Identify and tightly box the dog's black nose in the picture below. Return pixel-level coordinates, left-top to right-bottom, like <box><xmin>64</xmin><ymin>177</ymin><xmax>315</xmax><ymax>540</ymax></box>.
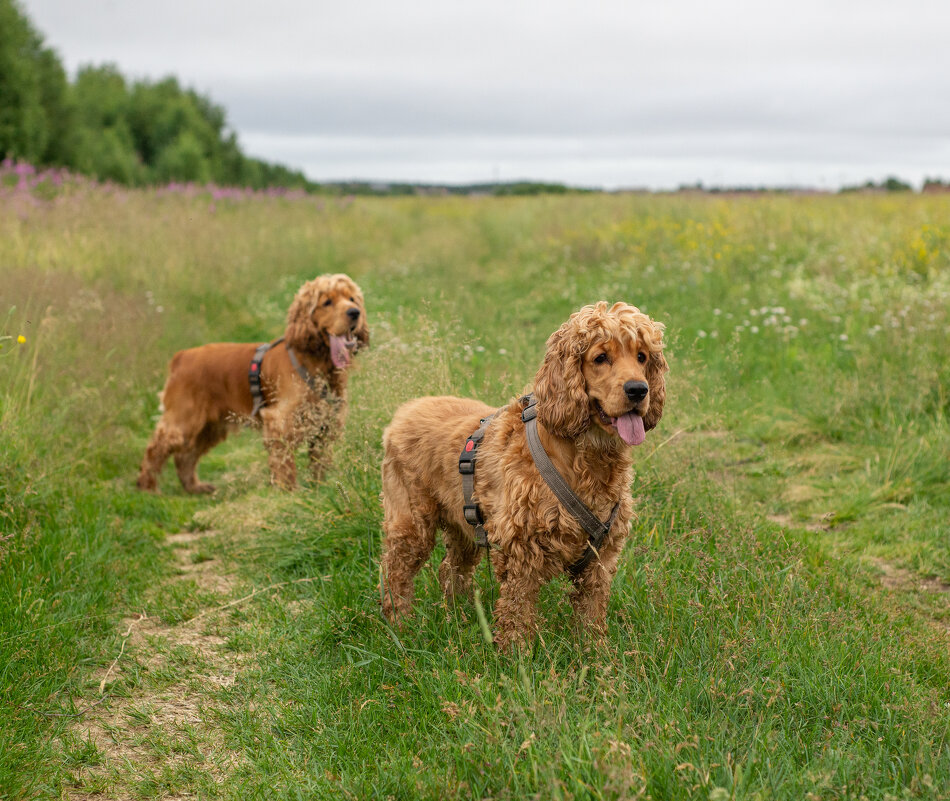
<box><xmin>346</xmin><ymin>307</ymin><xmax>361</xmax><ymax>321</ymax></box>
<box><xmin>624</xmin><ymin>380</ymin><xmax>649</xmax><ymax>403</ymax></box>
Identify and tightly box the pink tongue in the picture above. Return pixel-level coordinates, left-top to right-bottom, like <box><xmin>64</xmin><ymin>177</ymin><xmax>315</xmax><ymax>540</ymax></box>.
<box><xmin>329</xmin><ymin>335</ymin><xmax>352</xmax><ymax>369</ymax></box>
<box><xmin>614</xmin><ymin>412</ymin><xmax>646</xmax><ymax>446</ymax></box>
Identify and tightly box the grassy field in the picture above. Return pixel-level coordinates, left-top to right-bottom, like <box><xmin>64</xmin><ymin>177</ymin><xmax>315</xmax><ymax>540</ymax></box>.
<box><xmin>1</xmin><ymin>183</ymin><xmax>949</xmax><ymax>799</ymax></box>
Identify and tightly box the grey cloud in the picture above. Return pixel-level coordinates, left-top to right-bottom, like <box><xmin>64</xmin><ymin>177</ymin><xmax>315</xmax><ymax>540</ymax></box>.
<box><xmin>21</xmin><ymin>0</ymin><xmax>950</xmax><ymax>187</ymax></box>
<box><xmin>215</xmin><ymin>71</ymin><xmax>950</xmax><ymax>140</ymax></box>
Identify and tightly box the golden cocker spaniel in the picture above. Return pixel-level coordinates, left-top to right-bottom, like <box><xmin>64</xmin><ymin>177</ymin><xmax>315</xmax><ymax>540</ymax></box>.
<box><xmin>137</xmin><ymin>273</ymin><xmax>368</xmax><ymax>493</ymax></box>
<box><xmin>380</xmin><ymin>301</ymin><xmax>668</xmax><ymax>651</ymax></box>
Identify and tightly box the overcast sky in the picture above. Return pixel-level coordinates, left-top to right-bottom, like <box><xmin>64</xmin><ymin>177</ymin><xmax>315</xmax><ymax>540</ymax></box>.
<box><xmin>22</xmin><ymin>0</ymin><xmax>950</xmax><ymax>189</ymax></box>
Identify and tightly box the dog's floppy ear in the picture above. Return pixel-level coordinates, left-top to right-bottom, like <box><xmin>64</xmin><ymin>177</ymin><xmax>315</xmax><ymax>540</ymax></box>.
<box><xmin>285</xmin><ymin>280</ymin><xmax>325</xmax><ymax>353</ymax></box>
<box><xmin>348</xmin><ymin>280</ymin><xmax>370</xmax><ymax>350</ymax></box>
<box><xmin>355</xmin><ymin>314</ymin><xmax>370</xmax><ymax>349</ymax></box>
<box><xmin>643</xmin><ymin>349</ymin><xmax>668</xmax><ymax>431</ymax></box>
<box><xmin>641</xmin><ymin>318</ymin><xmax>668</xmax><ymax>431</ymax></box>
<box><xmin>533</xmin><ymin>321</ymin><xmax>590</xmax><ymax>439</ymax></box>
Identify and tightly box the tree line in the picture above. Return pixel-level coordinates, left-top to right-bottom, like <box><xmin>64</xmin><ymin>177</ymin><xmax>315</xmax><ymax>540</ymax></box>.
<box><xmin>0</xmin><ymin>0</ymin><xmax>314</xmax><ymax>190</ymax></box>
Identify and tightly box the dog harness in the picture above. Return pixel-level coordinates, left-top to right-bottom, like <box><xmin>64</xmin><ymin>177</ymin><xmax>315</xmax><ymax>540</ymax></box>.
<box><xmin>458</xmin><ymin>411</ymin><xmax>500</xmax><ymax>548</ymax></box>
<box><xmin>459</xmin><ymin>394</ymin><xmax>621</xmax><ymax>575</ymax></box>
<box><xmin>248</xmin><ymin>336</ymin><xmax>334</xmax><ymax>417</ymax></box>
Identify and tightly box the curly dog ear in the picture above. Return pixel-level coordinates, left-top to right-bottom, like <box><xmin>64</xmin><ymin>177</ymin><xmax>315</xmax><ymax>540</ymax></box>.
<box><xmin>348</xmin><ymin>281</ymin><xmax>370</xmax><ymax>350</ymax></box>
<box><xmin>642</xmin><ymin>350</ymin><xmax>668</xmax><ymax>431</ymax></box>
<box><xmin>642</xmin><ymin>322</ymin><xmax>668</xmax><ymax>432</ymax></box>
<box><xmin>355</xmin><ymin>317</ymin><xmax>370</xmax><ymax>349</ymax></box>
<box><xmin>284</xmin><ymin>280</ymin><xmax>326</xmax><ymax>353</ymax></box>
<box><xmin>533</xmin><ymin>321</ymin><xmax>590</xmax><ymax>438</ymax></box>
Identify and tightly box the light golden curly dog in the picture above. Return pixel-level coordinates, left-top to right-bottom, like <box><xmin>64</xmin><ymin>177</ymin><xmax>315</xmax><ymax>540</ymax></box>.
<box><xmin>380</xmin><ymin>301</ymin><xmax>668</xmax><ymax>651</ymax></box>
<box><xmin>137</xmin><ymin>273</ymin><xmax>368</xmax><ymax>494</ymax></box>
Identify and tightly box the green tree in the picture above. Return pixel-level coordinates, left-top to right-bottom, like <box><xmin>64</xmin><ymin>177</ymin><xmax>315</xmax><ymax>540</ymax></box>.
<box><xmin>883</xmin><ymin>176</ymin><xmax>912</xmax><ymax>192</ymax></box>
<box><xmin>69</xmin><ymin>65</ymin><xmax>143</xmax><ymax>182</ymax></box>
<box><xmin>155</xmin><ymin>129</ymin><xmax>211</xmax><ymax>183</ymax></box>
<box><xmin>0</xmin><ymin>0</ymin><xmax>315</xmax><ymax>190</ymax></box>
<box><xmin>0</xmin><ymin>0</ymin><xmax>58</xmax><ymax>161</ymax></box>
<box><xmin>72</xmin><ymin>125</ymin><xmax>141</xmax><ymax>183</ymax></box>
<box><xmin>35</xmin><ymin>46</ymin><xmax>74</xmax><ymax>164</ymax></box>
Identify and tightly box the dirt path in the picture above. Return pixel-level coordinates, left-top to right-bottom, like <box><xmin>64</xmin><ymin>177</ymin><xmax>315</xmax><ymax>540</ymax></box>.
<box><xmin>65</xmin><ymin>530</ymin><xmax>247</xmax><ymax>799</ymax></box>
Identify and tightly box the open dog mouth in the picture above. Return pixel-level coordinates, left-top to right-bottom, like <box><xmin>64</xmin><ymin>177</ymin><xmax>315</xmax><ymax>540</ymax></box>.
<box><xmin>594</xmin><ymin>400</ymin><xmax>646</xmax><ymax>447</ymax></box>
<box><xmin>329</xmin><ymin>333</ymin><xmax>359</xmax><ymax>369</ymax></box>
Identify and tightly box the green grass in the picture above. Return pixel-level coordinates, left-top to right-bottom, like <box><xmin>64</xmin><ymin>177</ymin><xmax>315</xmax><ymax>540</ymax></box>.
<box><xmin>1</xmin><ymin>187</ymin><xmax>949</xmax><ymax>798</ymax></box>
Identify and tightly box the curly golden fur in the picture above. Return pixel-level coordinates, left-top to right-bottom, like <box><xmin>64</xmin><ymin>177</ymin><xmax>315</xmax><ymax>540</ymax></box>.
<box><xmin>380</xmin><ymin>301</ymin><xmax>668</xmax><ymax>650</ymax></box>
<box><xmin>137</xmin><ymin>273</ymin><xmax>369</xmax><ymax>493</ymax></box>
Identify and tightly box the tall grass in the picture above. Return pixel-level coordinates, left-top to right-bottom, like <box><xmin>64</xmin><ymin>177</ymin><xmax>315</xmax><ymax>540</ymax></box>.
<box><xmin>1</xmin><ymin>184</ymin><xmax>948</xmax><ymax>797</ymax></box>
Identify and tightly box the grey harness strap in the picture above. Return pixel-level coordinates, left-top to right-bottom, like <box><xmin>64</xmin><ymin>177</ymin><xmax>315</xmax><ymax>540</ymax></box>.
<box><xmin>521</xmin><ymin>394</ymin><xmax>620</xmax><ymax>576</ymax></box>
<box><xmin>458</xmin><ymin>412</ymin><xmax>499</xmax><ymax>549</ymax></box>
<box><xmin>458</xmin><ymin>394</ymin><xmax>621</xmax><ymax>576</ymax></box>
<box><xmin>249</xmin><ymin>336</ymin><xmax>333</xmax><ymax>418</ymax></box>
<box><xmin>286</xmin><ymin>345</ymin><xmax>332</xmax><ymax>400</ymax></box>
<box><xmin>249</xmin><ymin>337</ymin><xmax>283</xmax><ymax>418</ymax></box>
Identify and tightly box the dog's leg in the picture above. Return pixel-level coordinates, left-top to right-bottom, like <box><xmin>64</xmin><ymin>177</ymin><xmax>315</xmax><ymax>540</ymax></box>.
<box><xmin>260</xmin><ymin>403</ymin><xmax>301</xmax><ymax>490</ymax></box>
<box><xmin>569</xmin><ymin>535</ymin><xmax>624</xmax><ymax>639</ymax></box>
<box><xmin>490</xmin><ymin>539</ymin><xmax>545</xmax><ymax>652</ymax></box>
<box><xmin>307</xmin><ymin>399</ymin><xmax>345</xmax><ymax>484</ymax></box>
<box><xmin>137</xmin><ymin>419</ymin><xmax>183</xmax><ymax>491</ymax></box>
<box><xmin>307</xmin><ymin>432</ymin><xmax>329</xmax><ymax>483</ymax></box>
<box><xmin>172</xmin><ymin>423</ymin><xmax>224</xmax><ymax>494</ymax></box>
<box><xmin>379</xmin><ymin>460</ymin><xmax>437</xmax><ymax>624</ymax></box>
<box><xmin>438</xmin><ymin>525</ymin><xmax>482</xmax><ymax>603</ymax></box>
<box><xmin>173</xmin><ymin>422</ymin><xmax>226</xmax><ymax>494</ymax></box>
<box><xmin>173</xmin><ymin>451</ymin><xmax>210</xmax><ymax>494</ymax></box>
<box><xmin>306</xmin><ymin>423</ymin><xmax>338</xmax><ymax>484</ymax></box>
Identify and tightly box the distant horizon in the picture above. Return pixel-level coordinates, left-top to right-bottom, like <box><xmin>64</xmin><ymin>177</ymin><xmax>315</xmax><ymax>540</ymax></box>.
<box><xmin>238</xmin><ymin>131</ymin><xmax>947</xmax><ymax>193</ymax></box>
<box><xmin>230</xmin><ymin>154</ymin><xmax>942</xmax><ymax>194</ymax></box>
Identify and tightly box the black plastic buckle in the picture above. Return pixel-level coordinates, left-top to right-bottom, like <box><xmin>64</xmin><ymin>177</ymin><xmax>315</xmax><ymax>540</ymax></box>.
<box><xmin>463</xmin><ymin>504</ymin><xmax>482</xmax><ymax>525</ymax></box>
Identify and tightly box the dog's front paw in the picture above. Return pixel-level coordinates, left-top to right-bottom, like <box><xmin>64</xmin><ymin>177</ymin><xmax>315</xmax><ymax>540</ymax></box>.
<box><xmin>493</xmin><ymin>628</ymin><xmax>533</xmax><ymax>654</ymax></box>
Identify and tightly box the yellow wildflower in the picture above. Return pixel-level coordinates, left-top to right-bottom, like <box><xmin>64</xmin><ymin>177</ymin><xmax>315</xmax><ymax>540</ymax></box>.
<box><xmin>17</xmin><ymin>335</ymin><xmax>26</xmax><ymax>344</ymax></box>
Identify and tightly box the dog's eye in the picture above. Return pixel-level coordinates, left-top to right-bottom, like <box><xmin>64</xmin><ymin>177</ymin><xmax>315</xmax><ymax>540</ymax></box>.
<box><xmin>637</xmin><ymin>352</ymin><xmax>647</xmax><ymax>363</ymax></box>
<box><xmin>323</xmin><ymin>299</ymin><xmax>332</xmax><ymax>307</ymax></box>
<box><xmin>593</xmin><ymin>353</ymin><xmax>609</xmax><ymax>365</ymax></box>
<box><xmin>349</xmin><ymin>296</ymin><xmax>355</xmax><ymax>302</ymax></box>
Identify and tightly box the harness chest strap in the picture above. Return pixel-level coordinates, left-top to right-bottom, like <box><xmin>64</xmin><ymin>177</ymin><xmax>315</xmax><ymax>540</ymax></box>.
<box><xmin>520</xmin><ymin>396</ymin><xmax>620</xmax><ymax>575</ymax></box>
<box><xmin>458</xmin><ymin>394</ymin><xmax>621</xmax><ymax>575</ymax></box>
<box><xmin>458</xmin><ymin>413</ymin><xmax>498</xmax><ymax>549</ymax></box>
<box><xmin>248</xmin><ymin>338</ymin><xmax>281</xmax><ymax>418</ymax></box>
<box><xmin>248</xmin><ymin>336</ymin><xmax>334</xmax><ymax>418</ymax></box>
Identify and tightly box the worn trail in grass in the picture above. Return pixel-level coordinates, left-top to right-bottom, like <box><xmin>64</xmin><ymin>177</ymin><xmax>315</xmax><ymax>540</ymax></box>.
<box><xmin>65</xmin><ymin>527</ymin><xmax>242</xmax><ymax>798</ymax></box>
